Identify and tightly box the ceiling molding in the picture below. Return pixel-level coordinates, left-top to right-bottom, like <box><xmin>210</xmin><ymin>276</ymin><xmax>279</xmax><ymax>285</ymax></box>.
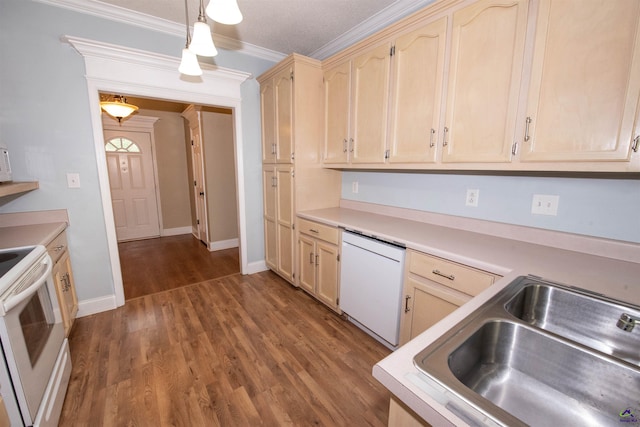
<box><xmin>309</xmin><ymin>0</ymin><xmax>437</xmax><ymax>59</ymax></box>
<box><xmin>35</xmin><ymin>0</ymin><xmax>286</xmax><ymax>62</ymax></box>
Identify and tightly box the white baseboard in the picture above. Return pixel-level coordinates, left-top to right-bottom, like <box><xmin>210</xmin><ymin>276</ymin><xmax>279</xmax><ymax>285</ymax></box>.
<box><xmin>208</xmin><ymin>238</ymin><xmax>239</xmax><ymax>251</ymax></box>
<box><xmin>245</xmin><ymin>260</ymin><xmax>268</xmax><ymax>275</ymax></box>
<box><xmin>161</xmin><ymin>226</ymin><xmax>192</xmax><ymax>237</ymax></box>
<box><xmin>77</xmin><ymin>294</ymin><xmax>118</xmax><ymax>317</ymax></box>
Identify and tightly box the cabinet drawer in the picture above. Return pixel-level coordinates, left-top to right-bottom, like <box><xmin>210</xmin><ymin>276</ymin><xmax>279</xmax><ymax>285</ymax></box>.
<box><xmin>297</xmin><ymin>218</ymin><xmax>339</xmax><ymax>245</ymax></box>
<box><xmin>46</xmin><ymin>231</ymin><xmax>68</xmax><ymax>264</ymax></box>
<box><xmin>409</xmin><ymin>251</ymin><xmax>496</xmax><ymax>297</ymax></box>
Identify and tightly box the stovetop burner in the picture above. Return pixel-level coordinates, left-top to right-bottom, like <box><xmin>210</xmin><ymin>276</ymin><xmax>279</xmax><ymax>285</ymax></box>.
<box><xmin>0</xmin><ymin>247</ymin><xmax>36</xmax><ymax>279</ymax></box>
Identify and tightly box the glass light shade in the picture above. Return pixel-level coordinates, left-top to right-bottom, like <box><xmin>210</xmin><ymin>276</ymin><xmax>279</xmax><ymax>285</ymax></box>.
<box><xmin>206</xmin><ymin>0</ymin><xmax>243</xmax><ymax>25</ymax></box>
<box><xmin>100</xmin><ymin>99</ymin><xmax>138</xmax><ymax>121</ymax></box>
<box><xmin>179</xmin><ymin>48</ymin><xmax>203</xmax><ymax>76</ymax></box>
<box><xmin>189</xmin><ymin>21</ymin><xmax>218</xmax><ymax>57</ymax></box>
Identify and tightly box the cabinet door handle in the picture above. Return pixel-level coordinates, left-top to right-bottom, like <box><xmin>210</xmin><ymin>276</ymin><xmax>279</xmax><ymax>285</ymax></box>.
<box><xmin>54</xmin><ymin>245</ymin><xmax>65</xmax><ymax>252</ymax></box>
<box><xmin>315</xmin><ymin>254</ymin><xmax>319</xmax><ymax>266</ymax></box>
<box><xmin>404</xmin><ymin>295</ymin><xmax>411</xmax><ymax>313</ymax></box>
<box><xmin>442</xmin><ymin>127</ymin><xmax>449</xmax><ymax>147</ymax></box>
<box><xmin>271</xmin><ymin>143</ymin><xmax>277</xmax><ymax>155</ymax></box>
<box><xmin>429</xmin><ymin>128</ymin><xmax>436</xmax><ymax>148</ymax></box>
<box><xmin>632</xmin><ymin>135</ymin><xmax>639</xmax><ymax>153</ymax></box>
<box><xmin>309</xmin><ymin>252</ymin><xmax>314</xmax><ymax>264</ymax></box>
<box><xmin>432</xmin><ymin>269</ymin><xmax>455</xmax><ymax>281</ymax></box>
<box><xmin>349</xmin><ymin>138</ymin><xmax>354</xmax><ymax>153</ymax></box>
<box><xmin>343</xmin><ymin>138</ymin><xmax>348</xmax><ymax>153</ymax></box>
<box><xmin>524</xmin><ymin>116</ymin><xmax>532</xmax><ymax>142</ymax></box>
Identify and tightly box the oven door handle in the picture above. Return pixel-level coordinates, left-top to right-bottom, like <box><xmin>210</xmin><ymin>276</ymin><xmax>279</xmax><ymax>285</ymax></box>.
<box><xmin>3</xmin><ymin>256</ymin><xmax>53</xmax><ymax>313</ymax></box>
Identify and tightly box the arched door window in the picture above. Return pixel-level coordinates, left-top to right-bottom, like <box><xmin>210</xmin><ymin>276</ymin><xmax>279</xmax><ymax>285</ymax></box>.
<box><xmin>105</xmin><ymin>137</ymin><xmax>141</xmax><ymax>153</ymax></box>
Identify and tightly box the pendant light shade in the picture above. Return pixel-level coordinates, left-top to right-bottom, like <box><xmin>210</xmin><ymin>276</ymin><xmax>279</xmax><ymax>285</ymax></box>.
<box><xmin>179</xmin><ymin>48</ymin><xmax>203</xmax><ymax>76</ymax></box>
<box><xmin>100</xmin><ymin>96</ymin><xmax>138</xmax><ymax>123</ymax></box>
<box><xmin>189</xmin><ymin>0</ymin><xmax>218</xmax><ymax>57</ymax></box>
<box><xmin>206</xmin><ymin>0</ymin><xmax>243</xmax><ymax>25</ymax></box>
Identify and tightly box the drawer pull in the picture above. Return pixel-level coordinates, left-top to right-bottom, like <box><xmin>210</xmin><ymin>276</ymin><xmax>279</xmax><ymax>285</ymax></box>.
<box><xmin>432</xmin><ymin>269</ymin><xmax>455</xmax><ymax>281</ymax></box>
<box><xmin>309</xmin><ymin>229</ymin><xmax>319</xmax><ymax>233</ymax></box>
<box><xmin>404</xmin><ymin>295</ymin><xmax>411</xmax><ymax>313</ymax></box>
<box><xmin>54</xmin><ymin>245</ymin><xmax>65</xmax><ymax>252</ymax></box>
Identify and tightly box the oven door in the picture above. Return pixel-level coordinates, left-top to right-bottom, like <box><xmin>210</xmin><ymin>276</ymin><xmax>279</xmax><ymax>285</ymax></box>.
<box><xmin>0</xmin><ymin>254</ymin><xmax>64</xmax><ymax>424</ymax></box>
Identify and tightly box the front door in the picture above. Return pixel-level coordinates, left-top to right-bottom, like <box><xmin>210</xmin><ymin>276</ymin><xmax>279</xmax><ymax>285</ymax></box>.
<box><xmin>104</xmin><ymin>130</ymin><xmax>160</xmax><ymax>241</ymax></box>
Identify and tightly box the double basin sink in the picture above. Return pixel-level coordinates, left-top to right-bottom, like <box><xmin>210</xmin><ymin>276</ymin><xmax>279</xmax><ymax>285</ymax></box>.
<box><xmin>414</xmin><ymin>275</ymin><xmax>640</xmax><ymax>426</ymax></box>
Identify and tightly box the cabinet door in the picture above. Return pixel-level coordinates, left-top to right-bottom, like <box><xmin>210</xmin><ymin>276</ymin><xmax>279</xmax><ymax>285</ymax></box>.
<box><xmin>261</xmin><ymin>80</ymin><xmax>276</xmax><ymax>163</ymax></box>
<box><xmin>351</xmin><ymin>42</ymin><xmax>392</xmax><ymax>164</ymax></box>
<box><xmin>276</xmin><ymin>166</ymin><xmax>294</xmax><ymax>282</ymax></box>
<box><xmin>53</xmin><ymin>251</ymin><xmax>78</xmax><ymax>337</ymax></box>
<box><xmin>521</xmin><ymin>0</ymin><xmax>640</xmax><ymax>162</ymax></box>
<box><xmin>262</xmin><ymin>166</ymin><xmax>277</xmax><ymax>270</ymax></box>
<box><xmin>275</xmin><ymin>67</ymin><xmax>294</xmax><ymax>163</ymax></box>
<box><xmin>323</xmin><ymin>61</ymin><xmax>351</xmax><ymax>164</ymax></box>
<box><xmin>400</xmin><ymin>277</ymin><xmax>468</xmax><ymax>345</ymax></box>
<box><xmin>389</xmin><ymin>18</ymin><xmax>448</xmax><ymax>163</ymax></box>
<box><xmin>298</xmin><ymin>235</ymin><xmax>316</xmax><ymax>293</ymax></box>
<box><xmin>442</xmin><ymin>0</ymin><xmax>529</xmax><ymax>163</ymax></box>
<box><xmin>315</xmin><ymin>241</ymin><xmax>339</xmax><ymax>309</ymax></box>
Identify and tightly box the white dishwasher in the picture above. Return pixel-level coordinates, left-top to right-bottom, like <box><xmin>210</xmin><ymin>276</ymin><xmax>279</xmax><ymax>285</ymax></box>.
<box><xmin>339</xmin><ymin>230</ymin><xmax>405</xmax><ymax>349</ymax></box>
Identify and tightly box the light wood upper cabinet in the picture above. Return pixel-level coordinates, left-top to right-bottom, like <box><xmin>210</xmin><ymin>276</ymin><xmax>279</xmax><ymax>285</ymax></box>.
<box><xmin>323</xmin><ymin>42</ymin><xmax>392</xmax><ymax>165</ymax></box>
<box><xmin>351</xmin><ymin>42</ymin><xmax>392</xmax><ymax>164</ymax></box>
<box><xmin>323</xmin><ymin>61</ymin><xmax>351</xmax><ymax>164</ymax></box>
<box><xmin>442</xmin><ymin>0</ymin><xmax>529</xmax><ymax>163</ymax></box>
<box><xmin>521</xmin><ymin>0</ymin><xmax>640</xmax><ymax>162</ymax></box>
<box><xmin>388</xmin><ymin>18</ymin><xmax>448</xmax><ymax>164</ymax></box>
<box><xmin>261</xmin><ymin>66</ymin><xmax>294</xmax><ymax>163</ymax></box>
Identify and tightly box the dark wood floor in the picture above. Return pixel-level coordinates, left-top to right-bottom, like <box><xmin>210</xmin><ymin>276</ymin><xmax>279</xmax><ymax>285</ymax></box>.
<box><xmin>119</xmin><ymin>235</ymin><xmax>240</xmax><ymax>300</ymax></box>
<box><xmin>59</xmin><ymin>244</ymin><xmax>392</xmax><ymax>426</ymax></box>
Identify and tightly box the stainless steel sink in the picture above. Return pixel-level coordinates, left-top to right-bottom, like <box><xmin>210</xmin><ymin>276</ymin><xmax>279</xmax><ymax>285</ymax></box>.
<box><xmin>504</xmin><ymin>281</ymin><xmax>640</xmax><ymax>365</ymax></box>
<box><xmin>414</xmin><ymin>275</ymin><xmax>640</xmax><ymax>426</ymax></box>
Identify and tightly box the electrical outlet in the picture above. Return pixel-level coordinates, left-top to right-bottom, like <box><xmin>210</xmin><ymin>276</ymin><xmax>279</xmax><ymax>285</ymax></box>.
<box><xmin>531</xmin><ymin>194</ymin><xmax>559</xmax><ymax>216</ymax></box>
<box><xmin>67</xmin><ymin>173</ymin><xmax>81</xmax><ymax>188</ymax></box>
<box><xmin>352</xmin><ymin>181</ymin><xmax>359</xmax><ymax>194</ymax></box>
<box><xmin>466</xmin><ymin>189</ymin><xmax>479</xmax><ymax>207</ymax></box>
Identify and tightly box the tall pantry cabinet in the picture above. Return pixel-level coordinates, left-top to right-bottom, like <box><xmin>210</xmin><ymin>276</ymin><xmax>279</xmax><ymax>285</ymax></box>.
<box><xmin>258</xmin><ymin>54</ymin><xmax>341</xmax><ymax>285</ymax></box>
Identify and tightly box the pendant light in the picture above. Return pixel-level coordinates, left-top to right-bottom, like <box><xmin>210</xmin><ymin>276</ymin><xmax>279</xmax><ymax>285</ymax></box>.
<box><xmin>179</xmin><ymin>0</ymin><xmax>203</xmax><ymax>76</ymax></box>
<box><xmin>206</xmin><ymin>0</ymin><xmax>243</xmax><ymax>25</ymax></box>
<box><xmin>100</xmin><ymin>95</ymin><xmax>138</xmax><ymax>123</ymax></box>
<box><xmin>189</xmin><ymin>0</ymin><xmax>218</xmax><ymax>57</ymax></box>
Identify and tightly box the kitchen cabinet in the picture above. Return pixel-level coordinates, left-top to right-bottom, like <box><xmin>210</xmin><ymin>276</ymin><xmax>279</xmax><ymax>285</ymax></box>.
<box><xmin>388</xmin><ymin>18</ymin><xmax>447</xmax><ymax>164</ymax></box>
<box><xmin>388</xmin><ymin>396</ymin><xmax>430</xmax><ymax>427</ymax></box>
<box><xmin>263</xmin><ymin>165</ymin><xmax>294</xmax><ymax>282</ymax></box>
<box><xmin>258</xmin><ymin>54</ymin><xmax>341</xmax><ymax>285</ymax></box>
<box><xmin>323</xmin><ymin>43</ymin><xmax>392</xmax><ymax>165</ymax></box>
<box><xmin>297</xmin><ymin>218</ymin><xmax>340</xmax><ymax>312</ymax></box>
<box><xmin>441</xmin><ymin>0</ymin><xmax>529</xmax><ymax>163</ymax></box>
<box><xmin>520</xmin><ymin>0</ymin><xmax>640</xmax><ymax>163</ymax></box>
<box><xmin>0</xmin><ymin>182</ymin><xmax>39</xmax><ymax>198</ymax></box>
<box><xmin>260</xmin><ymin>66</ymin><xmax>294</xmax><ymax>163</ymax></box>
<box><xmin>399</xmin><ymin>250</ymin><xmax>499</xmax><ymax>345</ymax></box>
<box><xmin>47</xmin><ymin>230</ymin><xmax>78</xmax><ymax>337</ymax></box>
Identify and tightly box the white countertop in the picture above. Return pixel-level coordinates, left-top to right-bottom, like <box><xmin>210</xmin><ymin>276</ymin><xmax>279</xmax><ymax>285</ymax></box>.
<box><xmin>0</xmin><ymin>222</ymin><xmax>67</xmax><ymax>249</ymax></box>
<box><xmin>298</xmin><ymin>205</ymin><xmax>640</xmax><ymax>426</ymax></box>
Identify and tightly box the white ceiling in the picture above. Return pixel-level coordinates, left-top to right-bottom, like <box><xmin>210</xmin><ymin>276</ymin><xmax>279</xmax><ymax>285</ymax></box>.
<box><xmin>43</xmin><ymin>0</ymin><xmax>435</xmax><ymax>59</ymax></box>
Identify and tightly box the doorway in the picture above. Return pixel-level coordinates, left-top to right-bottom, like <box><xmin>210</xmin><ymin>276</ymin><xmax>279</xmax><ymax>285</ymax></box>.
<box><xmin>65</xmin><ymin>35</ymin><xmax>252</xmax><ymax>308</ymax></box>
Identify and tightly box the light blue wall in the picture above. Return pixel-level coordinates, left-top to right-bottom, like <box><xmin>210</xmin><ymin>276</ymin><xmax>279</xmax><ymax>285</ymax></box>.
<box><xmin>342</xmin><ymin>172</ymin><xmax>640</xmax><ymax>244</ymax></box>
<box><xmin>0</xmin><ymin>0</ymin><xmax>276</xmax><ymax>301</ymax></box>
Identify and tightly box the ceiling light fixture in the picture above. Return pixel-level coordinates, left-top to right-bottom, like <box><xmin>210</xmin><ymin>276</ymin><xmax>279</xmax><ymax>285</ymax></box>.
<box><xmin>206</xmin><ymin>0</ymin><xmax>243</xmax><ymax>25</ymax></box>
<box><xmin>179</xmin><ymin>0</ymin><xmax>203</xmax><ymax>76</ymax></box>
<box><xmin>100</xmin><ymin>95</ymin><xmax>139</xmax><ymax>123</ymax></box>
<box><xmin>189</xmin><ymin>0</ymin><xmax>218</xmax><ymax>57</ymax></box>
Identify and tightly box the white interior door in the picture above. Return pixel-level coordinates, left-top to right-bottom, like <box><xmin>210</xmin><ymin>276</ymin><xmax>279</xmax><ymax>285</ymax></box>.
<box><xmin>104</xmin><ymin>130</ymin><xmax>160</xmax><ymax>241</ymax></box>
<box><xmin>190</xmin><ymin>125</ymin><xmax>208</xmax><ymax>244</ymax></box>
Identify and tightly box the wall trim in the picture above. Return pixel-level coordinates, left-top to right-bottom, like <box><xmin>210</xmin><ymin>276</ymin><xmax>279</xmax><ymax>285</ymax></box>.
<box><xmin>36</xmin><ymin>0</ymin><xmax>286</xmax><ymax>62</ymax></box>
<box><xmin>245</xmin><ymin>260</ymin><xmax>269</xmax><ymax>275</ymax></box>
<box><xmin>162</xmin><ymin>226</ymin><xmax>192</xmax><ymax>237</ymax></box>
<box><xmin>63</xmin><ymin>35</ymin><xmax>251</xmax><ymax>309</ymax></box>
<box><xmin>209</xmin><ymin>238</ymin><xmax>239</xmax><ymax>251</ymax></box>
<box><xmin>77</xmin><ymin>295</ymin><xmax>117</xmax><ymax>317</ymax></box>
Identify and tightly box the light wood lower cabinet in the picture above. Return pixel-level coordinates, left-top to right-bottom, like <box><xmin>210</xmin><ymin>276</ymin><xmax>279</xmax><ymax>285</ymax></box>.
<box><xmin>47</xmin><ymin>230</ymin><xmax>78</xmax><ymax>337</ymax></box>
<box><xmin>399</xmin><ymin>250</ymin><xmax>500</xmax><ymax>346</ymax></box>
<box><xmin>297</xmin><ymin>218</ymin><xmax>340</xmax><ymax>312</ymax></box>
<box><xmin>388</xmin><ymin>395</ymin><xmax>431</xmax><ymax>427</ymax></box>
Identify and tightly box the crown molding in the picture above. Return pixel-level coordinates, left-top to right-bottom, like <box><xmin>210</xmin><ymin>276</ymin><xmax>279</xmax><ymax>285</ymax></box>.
<box><xmin>35</xmin><ymin>0</ymin><xmax>286</xmax><ymax>62</ymax></box>
<box><xmin>308</xmin><ymin>0</ymin><xmax>437</xmax><ymax>60</ymax></box>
